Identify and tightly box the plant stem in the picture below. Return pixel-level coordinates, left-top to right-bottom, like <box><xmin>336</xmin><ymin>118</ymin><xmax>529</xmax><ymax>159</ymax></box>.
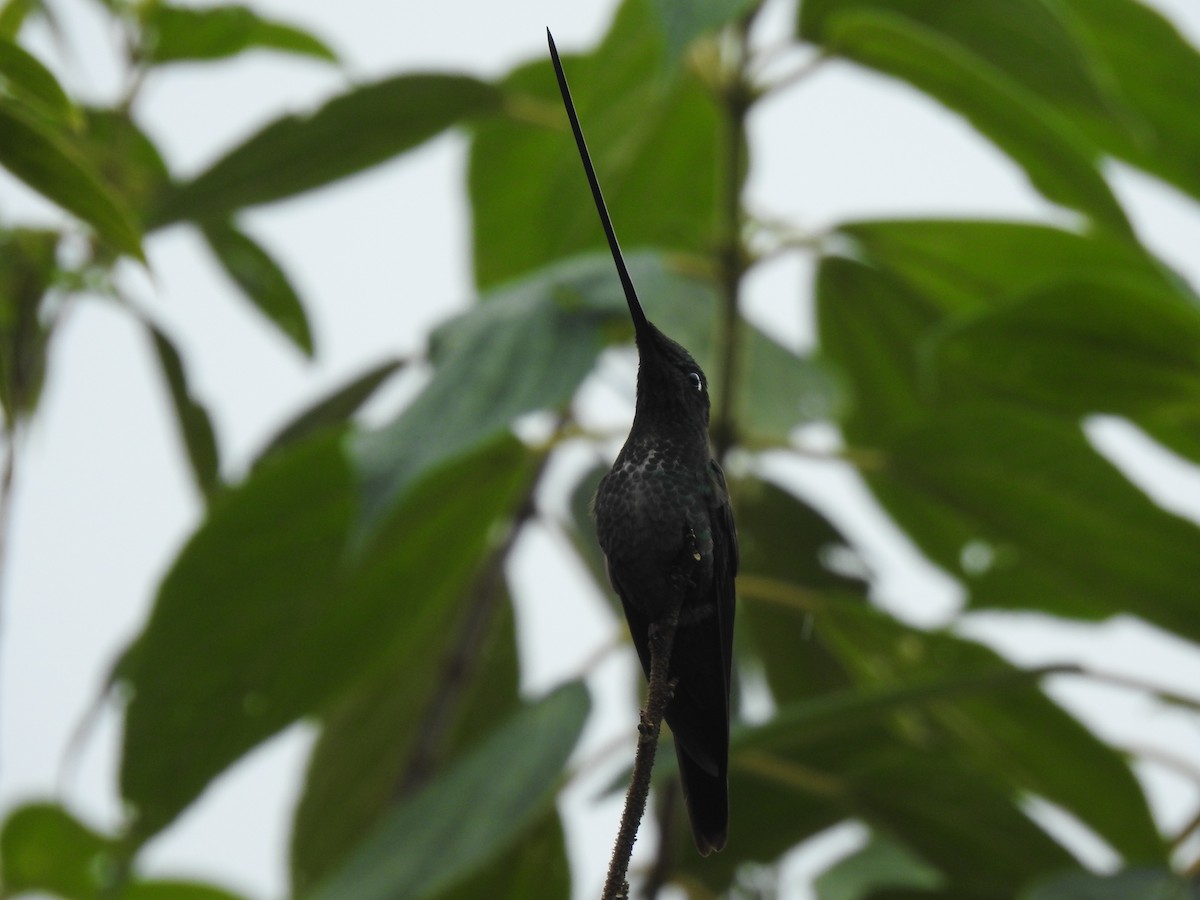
<box><xmin>601</xmin><ymin>590</ymin><xmax>683</xmax><ymax>900</ymax></box>
<box><xmin>711</xmin><ymin>13</ymin><xmax>758</xmax><ymax>461</ymax></box>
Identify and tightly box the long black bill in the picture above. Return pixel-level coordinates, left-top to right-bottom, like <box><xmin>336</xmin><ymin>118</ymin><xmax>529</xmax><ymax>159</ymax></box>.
<box><xmin>547</xmin><ymin>29</ymin><xmax>650</xmax><ymax>339</ymax></box>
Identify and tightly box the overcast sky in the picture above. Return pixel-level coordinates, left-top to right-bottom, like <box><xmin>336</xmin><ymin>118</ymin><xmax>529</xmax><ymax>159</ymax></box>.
<box><xmin>4</xmin><ymin>1</ymin><xmax>1200</xmax><ymax>898</ymax></box>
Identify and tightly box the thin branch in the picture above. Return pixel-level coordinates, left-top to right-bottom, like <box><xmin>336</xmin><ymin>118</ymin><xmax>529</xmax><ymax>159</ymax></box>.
<box><xmin>711</xmin><ymin>11</ymin><xmax>756</xmax><ymax>462</ymax></box>
<box><xmin>602</xmin><ymin>590</ymin><xmax>684</xmax><ymax>900</ymax></box>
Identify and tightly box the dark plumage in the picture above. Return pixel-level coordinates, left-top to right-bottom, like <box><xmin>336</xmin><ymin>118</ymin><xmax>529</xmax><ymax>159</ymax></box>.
<box><xmin>548</xmin><ymin>30</ymin><xmax>738</xmax><ymax>855</ymax></box>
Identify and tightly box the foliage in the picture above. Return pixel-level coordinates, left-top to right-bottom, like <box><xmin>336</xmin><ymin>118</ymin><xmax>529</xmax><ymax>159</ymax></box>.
<box><xmin>2</xmin><ymin>0</ymin><xmax>1200</xmax><ymax>898</ymax></box>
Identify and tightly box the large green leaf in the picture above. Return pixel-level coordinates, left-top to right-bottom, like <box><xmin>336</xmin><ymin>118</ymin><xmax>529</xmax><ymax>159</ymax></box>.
<box><xmin>151</xmin><ymin>74</ymin><xmax>502</xmax><ymax>225</ymax></box>
<box><xmin>803</xmin><ymin>9</ymin><xmax>1131</xmax><ymax>236</ymax></box>
<box><xmin>734</xmin><ymin>476</ymin><xmax>866</xmax><ymax>702</ymax></box>
<box><xmin>929</xmin><ymin>280</ymin><xmax>1200</xmax><ymax>418</ymax></box>
<box><xmin>1020</xmin><ymin>867</ymin><xmax>1200</xmax><ymax>900</ymax></box>
<box><xmin>802</xmin><ymin>0</ymin><xmax>1200</xmax><ymax>206</ymax></box>
<box><xmin>436</xmin><ymin>810</ymin><xmax>572</xmax><ymax>900</ymax></box>
<box><xmin>840</xmin><ymin>219</ymin><xmax>1191</xmax><ymax>312</ymax></box>
<box><xmin>352</xmin><ymin>252</ymin><xmax>661</xmax><ymax>532</ymax></box>
<box><xmin>470</xmin><ymin>0</ymin><xmax>721</xmax><ymax>288</ymax></box>
<box><xmin>868</xmin><ymin>405</ymin><xmax>1200</xmax><ymax>635</ymax></box>
<box><xmin>815</xmin><ymin>255</ymin><xmax>938</xmax><ymax>443</ymax></box>
<box><xmin>0</xmin><ymin>100</ymin><xmax>144</xmax><ymax>259</ymax></box>
<box><xmin>302</xmin><ymin>682</ymin><xmax>589</xmax><ymax>900</ymax></box>
<box><xmin>75</xmin><ymin>108</ymin><xmax>171</xmax><ymax>227</ymax></box>
<box><xmin>817</xmin><ymin>602</ymin><xmax>1166</xmax><ymax>864</ymax></box>
<box><xmin>0</xmin><ymin>36</ymin><xmax>75</xmax><ymax>121</ymax></box>
<box><xmin>141</xmin><ymin>3</ymin><xmax>337</xmax><ymax>65</ymax></box>
<box><xmin>118</xmin><ymin>432</ymin><xmax>535</xmax><ymax>840</ymax></box>
<box><xmin>816</xmin><ymin>832</ymin><xmax>944</xmax><ymax>900</ymax></box>
<box><xmin>290</xmin><ymin>590</ymin><xmax>522</xmax><ymax>893</ymax></box>
<box><xmin>203</xmin><ymin>220</ymin><xmax>314</xmax><ymax>357</ymax></box>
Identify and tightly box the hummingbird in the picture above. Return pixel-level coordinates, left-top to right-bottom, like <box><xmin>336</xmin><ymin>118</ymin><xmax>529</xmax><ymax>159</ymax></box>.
<box><xmin>548</xmin><ymin>30</ymin><xmax>738</xmax><ymax>855</ymax></box>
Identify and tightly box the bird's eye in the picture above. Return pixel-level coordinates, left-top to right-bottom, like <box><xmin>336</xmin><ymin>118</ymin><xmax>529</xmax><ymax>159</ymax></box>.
<box><xmin>688</xmin><ymin>372</ymin><xmax>703</xmax><ymax>391</ymax></box>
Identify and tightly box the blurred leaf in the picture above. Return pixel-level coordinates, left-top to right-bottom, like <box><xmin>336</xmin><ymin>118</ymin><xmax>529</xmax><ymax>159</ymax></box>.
<box><xmin>649</xmin><ymin>0</ymin><xmax>757</xmax><ymax>67</ymax></box>
<box><xmin>816</xmin><ymin>833</ymin><xmax>943</xmax><ymax>900</ymax></box>
<box><xmin>123</xmin><ymin>883</ymin><xmax>247</xmax><ymax>900</ymax></box>
<box><xmin>0</xmin><ymin>0</ymin><xmax>38</xmax><ymax>37</ymax></box>
<box><xmin>0</xmin><ymin>36</ymin><xmax>75</xmax><ymax>121</ymax></box>
<box><xmin>291</xmin><ymin>591</ymin><xmax>521</xmax><ymax>893</ymax></box>
<box><xmin>76</xmin><ymin>108</ymin><xmax>171</xmax><ymax>228</ymax></box>
<box><xmin>0</xmin><ymin>100</ymin><xmax>144</xmax><ymax>259</ymax></box>
<box><xmin>352</xmin><ymin>252</ymin><xmax>637</xmax><ymax>532</ymax></box>
<box><xmin>1055</xmin><ymin>0</ymin><xmax>1200</xmax><ymax>204</ymax></box>
<box><xmin>801</xmin><ymin>0</ymin><xmax>1200</xmax><ymax>207</ymax></box>
<box><xmin>735</xmin><ymin>476</ymin><xmax>866</xmax><ymax>701</ymax></box>
<box><xmin>0</xmin><ymin>802</ymin><xmax>112</xmax><ymax>898</ymax></box>
<box><xmin>841</xmin><ymin>219</ymin><xmax>1190</xmax><ymax>312</ymax></box>
<box><xmin>119</xmin><ymin>432</ymin><xmax>535</xmax><ymax>840</ymax></box>
<box><xmin>146</xmin><ymin>323</ymin><xmax>221</xmax><ymax>499</ymax></box>
<box><xmin>256</xmin><ymin>357</ymin><xmax>405</xmax><ymax>463</ymax></box>
<box><xmin>930</xmin><ymin>279</ymin><xmax>1200</xmax><ymax>418</ymax></box>
<box><xmin>142</xmin><ymin>3</ymin><xmax>337</xmax><ymax>65</ymax></box>
<box><xmin>437</xmin><ymin>810</ymin><xmax>572</xmax><ymax>900</ymax></box>
<box><xmin>0</xmin><ymin>227</ymin><xmax>56</xmax><ymax>426</ymax></box>
<box><xmin>470</xmin><ymin>0</ymin><xmax>720</xmax><ymax>288</ymax></box>
<box><xmin>868</xmin><ymin>405</ymin><xmax>1200</xmax><ymax>636</ymax></box>
<box><xmin>817</xmin><ymin>602</ymin><xmax>1166</xmax><ymax>864</ymax></box>
<box><xmin>815</xmin><ymin>255</ymin><xmax>937</xmax><ymax>442</ymax></box>
<box><xmin>806</xmin><ymin>10</ymin><xmax>1131</xmax><ymax>235</ymax></box>
<box><xmin>1020</xmin><ymin>866</ymin><xmax>1200</xmax><ymax>900</ymax></box>
<box><xmin>303</xmin><ymin>682</ymin><xmax>590</xmax><ymax>900</ymax></box>
<box><xmin>203</xmin><ymin>220</ymin><xmax>314</xmax><ymax>356</ymax></box>
<box><xmin>152</xmin><ymin>74</ymin><xmax>502</xmax><ymax>225</ymax></box>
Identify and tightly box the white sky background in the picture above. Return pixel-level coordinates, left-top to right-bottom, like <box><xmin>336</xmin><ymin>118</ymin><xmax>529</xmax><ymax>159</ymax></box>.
<box><xmin>4</xmin><ymin>0</ymin><xmax>1200</xmax><ymax>898</ymax></box>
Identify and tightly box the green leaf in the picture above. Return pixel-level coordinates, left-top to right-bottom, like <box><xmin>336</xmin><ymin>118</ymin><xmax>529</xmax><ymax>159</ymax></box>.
<box><xmin>649</xmin><ymin>0</ymin><xmax>757</xmax><ymax>67</ymax></box>
<box><xmin>352</xmin><ymin>252</ymin><xmax>631</xmax><ymax>532</ymax></box>
<box><xmin>470</xmin><ymin>0</ymin><xmax>721</xmax><ymax>288</ymax></box>
<box><xmin>812</xmin><ymin>10</ymin><xmax>1131</xmax><ymax>236</ymax></box>
<box><xmin>303</xmin><ymin>682</ymin><xmax>589</xmax><ymax>900</ymax></box>
<box><xmin>0</xmin><ymin>36</ymin><xmax>76</xmax><ymax>122</ymax></box>
<box><xmin>75</xmin><ymin>108</ymin><xmax>171</xmax><ymax>228</ymax></box>
<box><xmin>123</xmin><ymin>882</ymin><xmax>247</xmax><ymax>900</ymax></box>
<box><xmin>930</xmin><ymin>279</ymin><xmax>1200</xmax><ymax>418</ymax></box>
<box><xmin>0</xmin><ymin>0</ymin><xmax>39</xmax><ymax>37</ymax></box>
<box><xmin>118</xmin><ymin>432</ymin><xmax>535</xmax><ymax>840</ymax></box>
<box><xmin>0</xmin><ymin>227</ymin><xmax>57</xmax><ymax>426</ymax></box>
<box><xmin>142</xmin><ymin>3</ymin><xmax>338</xmax><ymax>65</ymax></box>
<box><xmin>146</xmin><ymin>323</ymin><xmax>221</xmax><ymax>499</ymax></box>
<box><xmin>1020</xmin><ymin>867</ymin><xmax>1200</xmax><ymax>900</ymax></box>
<box><xmin>0</xmin><ymin>100</ymin><xmax>144</xmax><ymax>259</ymax></box>
<box><xmin>436</xmin><ymin>810</ymin><xmax>572</xmax><ymax>900</ymax></box>
<box><xmin>1055</xmin><ymin>0</ymin><xmax>1200</xmax><ymax>205</ymax></box>
<box><xmin>735</xmin><ymin>476</ymin><xmax>866</xmax><ymax>702</ymax></box>
<box><xmin>0</xmin><ymin>802</ymin><xmax>114</xmax><ymax>898</ymax></box>
<box><xmin>869</xmin><ymin>405</ymin><xmax>1200</xmax><ymax>637</ymax></box>
<box><xmin>816</xmin><ymin>833</ymin><xmax>943</xmax><ymax>900</ymax></box>
<box><xmin>256</xmin><ymin>357</ymin><xmax>405</xmax><ymax>464</ymax></box>
<box><xmin>203</xmin><ymin>220</ymin><xmax>314</xmax><ymax>356</ymax></box>
<box><xmin>152</xmin><ymin>74</ymin><xmax>502</xmax><ymax>225</ymax></box>
<box><xmin>840</xmin><ymin>219</ymin><xmax>1190</xmax><ymax>312</ymax></box>
<box><xmin>815</xmin><ymin>255</ymin><xmax>938</xmax><ymax>443</ymax></box>
<box><xmin>801</xmin><ymin>0</ymin><xmax>1200</xmax><ymax>207</ymax></box>
<box><xmin>290</xmin><ymin>591</ymin><xmax>522</xmax><ymax>893</ymax></box>
<box><xmin>816</xmin><ymin>603</ymin><xmax>1166</xmax><ymax>864</ymax></box>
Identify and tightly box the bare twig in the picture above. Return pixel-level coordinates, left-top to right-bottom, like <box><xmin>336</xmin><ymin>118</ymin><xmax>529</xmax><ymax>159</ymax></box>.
<box><xmin>602</xmin><ymin>591</ymin><xmax>684</xmax><ymax>900</ymax></box>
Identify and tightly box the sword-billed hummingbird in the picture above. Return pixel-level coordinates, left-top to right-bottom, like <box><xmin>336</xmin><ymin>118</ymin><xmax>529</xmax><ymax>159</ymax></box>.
<box><xmin>548</xmin><ymin>30</ymin><xmax>738</xmax><ymax>856</ymax></box>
